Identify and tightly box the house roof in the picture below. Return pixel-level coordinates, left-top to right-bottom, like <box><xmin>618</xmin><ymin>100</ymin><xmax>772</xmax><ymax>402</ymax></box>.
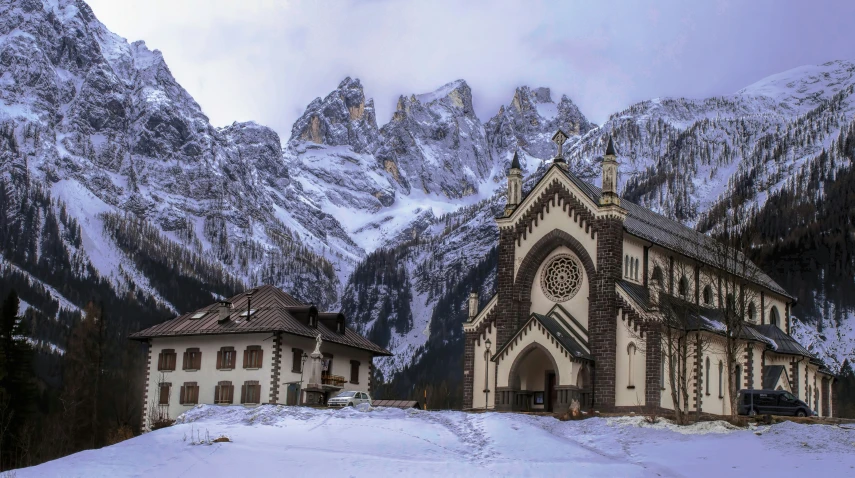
<box><xmin>762</xmin><ymin>365</ymin><xmax>788</xmax><ymax>390</ymax></box>
<box><xmin>129</xmin><ymin>285</ymin><xmax>392</xmax><ymax>356</ymax></box>
<box><xmin>617</xmin><ymin>280</ymin><xmax>651</xmax><ymax>311</ymax></box>
<box><xmin>558</xmin><ymin>168</ymin><xmax>792</xmax><ymax>300</ymax></box>
<box><xmin>493</xmin><ymin>313</ymin><xmax>592</xmax><ymax>362</ymax></box>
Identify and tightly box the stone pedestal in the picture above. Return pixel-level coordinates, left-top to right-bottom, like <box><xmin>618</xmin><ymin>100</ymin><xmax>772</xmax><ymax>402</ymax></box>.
<box><xmin>303</xmin><ymin>351</ymin><xmax>325</xmax><ymax>405</ymax></box>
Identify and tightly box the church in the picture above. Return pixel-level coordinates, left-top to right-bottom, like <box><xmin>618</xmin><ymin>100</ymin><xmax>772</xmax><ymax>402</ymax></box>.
<box><xmin>463</xmin><ymin>131</ymin><xmax>837</xmax><ymax>417</ymax></box>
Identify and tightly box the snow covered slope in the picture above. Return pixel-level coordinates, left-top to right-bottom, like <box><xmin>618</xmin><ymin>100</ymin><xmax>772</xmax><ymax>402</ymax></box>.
<box><xmin>15</xmin><ymin>405</ymin><xmax>855</xmax><ymax>477</ymax></box>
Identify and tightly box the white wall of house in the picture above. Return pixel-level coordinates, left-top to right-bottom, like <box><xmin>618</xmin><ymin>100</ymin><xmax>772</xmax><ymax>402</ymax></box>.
<box><xmin>276</xmin><ymin>335</ymin><xmax>374</xmax><ymax>403</ymax></box>
<box><xmin>145</xmin><ymin>333</ymin><xmax>275</xmax><ymax>427</ymax></box>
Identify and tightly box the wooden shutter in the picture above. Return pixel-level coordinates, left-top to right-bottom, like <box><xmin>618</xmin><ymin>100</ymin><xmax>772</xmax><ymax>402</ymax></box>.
<box><xmin>179</xmin><ymin>385</ymin><xmax>185</xmax><ymax>404</ymax></box>
<box><xmin>182</xmin><ymin>351</ymin><xmax>189</xmax><ymax>370</ymax></box>
<box><xmin>243</xmin><ymin>349</ymin><xmax>249</xmax><ymax>368</ymax></box>
<box><xmin>292</xmin><ymin>349</ymin><xmax>302</xmax><ymax>372</ymax></box>
<box><xmin>256</xmin><ymin>349</ymin><xmax>263</xmax><ymax>368</ymax></box>
<box><xmin>217</xmin><ymin>350</ymin><xmax>223</xmax><ymax>369</ymax></box>
<box><xmin>194</xmin><ymin>351</ymin><xmax>201</xmax><ymax>370</ymax></box>
<box><xmin>241</xmin><ymin>384</ymin><xmax>247</xmax><ymax>404</ymax></box>
<box><xmin>228</xmin><ymin>384</ymin><xmax>234</xmax><ymax>403</ymax></box>
<box><xmin>192</xmin><ymin>384</ymin><xmax>199</xmax><ymax>404</ymax></box>
<box><xmin>159</xmin><ymin>383</ymin><xmax>170</xmax><ymax>405</ymax></box>
<box><xmin>157</xmin><ymin>352</ymin><xmax>164</xmax><ymax>371</ymax></box>
<box><xmin>350</xmin><ymin>360</ymin><xmax>360</xmax><ymax>384</ymax></box>
<box><xmin>214</xmin><ymin>384</ymin><xmax>220</xmax><ymax>403</ymax></box>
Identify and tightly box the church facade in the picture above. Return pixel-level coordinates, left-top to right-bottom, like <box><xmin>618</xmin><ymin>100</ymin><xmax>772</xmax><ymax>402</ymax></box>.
<box><xmin>463</xmin><ymin>132</ymin><xmax>836</xmax><ymax>417</ymax></box>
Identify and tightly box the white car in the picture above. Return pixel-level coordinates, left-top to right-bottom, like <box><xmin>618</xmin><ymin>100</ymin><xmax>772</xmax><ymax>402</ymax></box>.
<box><xmin>328</xmin><ymin>391</ymin><xmax>372</xmax><ymax>407</ymax></box>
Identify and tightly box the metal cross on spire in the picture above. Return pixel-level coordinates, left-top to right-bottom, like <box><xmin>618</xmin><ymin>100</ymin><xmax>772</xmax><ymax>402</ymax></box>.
<box><xmin>551</xmin><ymin>129</ymin><xmax>568</xmax><ymax>164</ymax></box>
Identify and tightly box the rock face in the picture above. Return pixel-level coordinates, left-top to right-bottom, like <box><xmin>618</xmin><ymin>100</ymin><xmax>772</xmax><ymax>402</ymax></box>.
<box><xmin>376</xmin><ymin>80</ymin><xmax>492</xmax><ymax>198</ymax></box>
<box><xmin>289</xmin><ymin>77</ymin><xmax>380</xmax><ymax>154</ymax></box>
<box><xmin>486</xmin><ymin>86</ymin><xmax>594</xmax><ymax>171</ymax></box>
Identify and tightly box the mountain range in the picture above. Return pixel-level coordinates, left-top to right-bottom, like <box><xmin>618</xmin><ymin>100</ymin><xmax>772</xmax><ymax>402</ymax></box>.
<box><xmin>1</xmin><ymin>0</ymin><xmax>854</xmax><ymax>402</ymax></box>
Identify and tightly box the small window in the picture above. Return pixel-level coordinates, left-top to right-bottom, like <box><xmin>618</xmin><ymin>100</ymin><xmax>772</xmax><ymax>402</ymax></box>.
<box><xmin>748</xmin><ymin>302</ymin><xmax>757</xmax><ymax>323</ymax></box>
<box><xmin>190</xmin><ymin>311</ymin><xmax>207</xmax><ymax>319</ymax></box>
<box><xmin>158</xmin><ymin>382</ymin><xmax>171</xmax><ymax>405</ymax></box>
<box><xmin>244</xmin><ymin>345</ymin><xmax>263</xmax><ymax>369</ymax></box>
<box><xmin>625</xmin><ymin>256</ymin><xmax>629</xmax><ymax>277</ymax></box>
<box><xmin>241</xmin><ymin>380</ymin><xmax>262</xmax><ymax>405</ymax></box>
<box><xmin>292</xmin><ymin>348</ymin><xmax>304</xmax><ymax>373</ymax></box>
<box><xmin>214</xmin><ymin>381</ymin><xmax>234</xmax><ymax>404</ymax></box>
<box><xmin>634</xmin><ymin>258</ymin><xmax>639</xmax><ymax>281</ymax></box>
<box><xmin>735</xmin><ymin>364</ymin><xmax>743</xmax><ymax>391</ymax></box>
<box><xmin>158</xmin><ymin>349</ymin><xmax>176</xmax><ymax>371</ymax></box>
<box><xmin>238</xmin><ymin>309</ymin><xmax>257</xmax><ymax>318</ymax></box>
<box><xmin>770</xmin><ymin>306</ymin><xmax>781</xmax><ymax>327</ymax></box>
<box><xmin>217</xmin><ymin>346</ymin><xmax>236</xmax><ymax>370</ymax></box>
<box><xmin>678</xmin><ymin>276</ymin><xmax>689</xmax><ymax>297</ymax></box>
<box><xmin>703</xmin><ymin>285</ymin><xmax>713</xmax><ymax>305</ymax></box>
<box><xmin>183</xmin><ymin>348</ymin><xmax>202</xmax><ymax>371</ymax></box>
<box><xmin>705</xmin><ymin>357</ymin><xmax>710</xmax><ymax>395</ymax></box>
<box><xmin>350</xmin><ymin>360</ymin><xmax>360</xmax><ymax>384</ymax></box>
<box><xmin>718</xmin><ymin>361</ymin><xmax>723</xmax><ymax>398</ymax></box>
<box><xmin>627</xmin><ymin>343</ymin><xmax>636</xmax><ymax>388</ymax></box>
<box><xmin>179</xmin><ymin>382</ymin><xmax>199</xmax><ymax>405</ymax></box>
<box><xmin>651</xmin><ymin>266</ymin><xmax>663</xmax><ymax>285</ymax></box>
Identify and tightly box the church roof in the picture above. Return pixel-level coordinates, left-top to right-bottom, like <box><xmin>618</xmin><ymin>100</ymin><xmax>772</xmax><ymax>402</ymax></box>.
<box><xmin>129</xmin><ymin>285</ymin><xmax>392</xmax><ymax>356</ymax></box>
<box><xmin>752</xmin><ymin>324</ymin><xmax>813</xmax><ymax>357</ymax></box>
<box><xmin>559</xmin><ymin>169</ymin><xmax>792</xmax><ymax>299</ymax></box>
<box><xmin>510</xmin><ymin>152</ymin><xmax>521</xmax><ymax>170</ymax></box>
<box><xmin>492</xmin><ymin>312</ymin><xmax>592</xmax><ymax>362</ymax></box>
<box><xmin>617</xmin><ymin>280</ymin><xmax>651</xmax><ymax>311</ymax></box>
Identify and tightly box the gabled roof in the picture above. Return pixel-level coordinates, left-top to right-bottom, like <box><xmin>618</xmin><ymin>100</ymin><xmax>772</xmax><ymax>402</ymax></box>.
<box><xmin>762</xmin><ymin>365</ymin><xmax>789</xmax><ymax>390</ymax></box>
<box><xmin>129</xmin><ymin>285</ymin><xmax>392</xmax><ymax>356</ymax></box>
<box><xmin>752</xmin><ymin>324</ymin><xmax>813</xmax><ymax>357</ymax></box>
<box><xmin>493</xmin><ymin>312</ymin><xmax>592</xmax><ymax>362</ymax></box>
<box><xmin>557</xmin><ymin>168</ymin><xmax>792</xmax><ymax>299</ymax></box>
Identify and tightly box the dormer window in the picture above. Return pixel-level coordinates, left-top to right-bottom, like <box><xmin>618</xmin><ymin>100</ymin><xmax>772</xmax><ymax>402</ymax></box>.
<box><xmin>238</xmin><ymin>309</ymin><xmax>257</xmax><ymax>318</ymax></box>
<box><xmin>190</xmin><ymin>311</ymin><xmax>207</xmax><ymax>320</ymax></box>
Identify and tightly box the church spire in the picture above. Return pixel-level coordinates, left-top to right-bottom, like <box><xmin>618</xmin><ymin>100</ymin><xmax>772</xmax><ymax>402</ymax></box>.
<box><xmin>600</xmin><ymin>135</ymin><xmax>620</xmax><ymax>206</ymax></box>
<box><xmin>505</xmin><ymin>152</ymin><xmax>523</xmax><ymax>216</ymax></box>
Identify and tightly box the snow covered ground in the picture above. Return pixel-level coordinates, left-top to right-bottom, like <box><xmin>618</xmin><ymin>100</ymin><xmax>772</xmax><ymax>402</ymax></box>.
<box><xmin>15</xmin><ymin>405</ymin><xmax>855</xmax><ymax>477</ymax></box>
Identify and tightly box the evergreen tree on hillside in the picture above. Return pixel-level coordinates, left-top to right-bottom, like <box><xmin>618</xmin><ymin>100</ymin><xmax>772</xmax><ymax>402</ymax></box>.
<box><xmin>0</xmin><ymin>289</ymin><xmax>35</xmax><ymax>469</ymax></box>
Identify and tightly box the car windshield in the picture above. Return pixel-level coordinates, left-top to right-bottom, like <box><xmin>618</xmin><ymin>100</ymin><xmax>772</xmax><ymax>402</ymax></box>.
<box><xmin>336</xmin><ymin>391</ymin><xmax>357</xmax><ymax>398</ymax></box>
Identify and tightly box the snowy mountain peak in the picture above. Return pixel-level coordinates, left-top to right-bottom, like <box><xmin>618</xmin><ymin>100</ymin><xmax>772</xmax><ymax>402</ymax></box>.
<box><xmin>413</xmin><ymin>79</ymin><xmax>474</xmax><ymax>116</ymax></box>
<box><xmin>288</xmin><ymin>76</ymin><xmax>380</xmax><ymax>153</ymax></box>
<box><xmin>738</xmin><ymin>60</ymin><xmax>855</xmax><ymax>110</ymax></box>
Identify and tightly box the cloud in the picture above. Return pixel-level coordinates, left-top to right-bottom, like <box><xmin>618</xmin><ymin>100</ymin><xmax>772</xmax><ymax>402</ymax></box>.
<box><xmin>86</xmin><ymin>0</ymin><xmax>855</xmax><ymax>140</ymax></box>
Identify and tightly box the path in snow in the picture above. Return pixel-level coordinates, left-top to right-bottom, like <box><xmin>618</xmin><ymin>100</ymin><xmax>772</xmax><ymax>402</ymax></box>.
<box><xmin>15</xmin><ymin>405</ymin><xmax>855</xmax><ymax>478</ymax></box>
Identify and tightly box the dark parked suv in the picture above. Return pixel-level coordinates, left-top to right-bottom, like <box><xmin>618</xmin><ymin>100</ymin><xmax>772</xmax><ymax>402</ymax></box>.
<box><xmin>737</xmin><ymin>389</ymin><xmax>814</xmax><ymax>417</ymax></box>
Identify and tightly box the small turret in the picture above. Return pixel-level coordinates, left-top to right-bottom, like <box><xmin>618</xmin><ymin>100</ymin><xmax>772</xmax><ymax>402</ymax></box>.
<box><xmin>505</xmin><ymin>152</ymin><xmax>523</xmax><ymax>216</ymax></box>
<box><xmin>600</xmin><ymin>135</ymin><xmax>620</xmax><ymax>206</ymax></box>
<box><xmin>468</xmin><ymin>291</ymin><xmax>479</xmax><ymax>321</ymax></box>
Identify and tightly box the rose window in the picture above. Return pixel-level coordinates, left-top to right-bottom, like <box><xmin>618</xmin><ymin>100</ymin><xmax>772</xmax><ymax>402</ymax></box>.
<box><xmin>540</xmin><ymin>254</ymin><xmax>583</xmax><ymax>302</ymax></box>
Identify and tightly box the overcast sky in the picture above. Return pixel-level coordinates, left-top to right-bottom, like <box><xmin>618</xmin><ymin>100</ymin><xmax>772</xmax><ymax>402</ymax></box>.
<box><xmin>87</xmin><ymin>0</ymin><xmax>855</xmax><ymax>140</ymax></box>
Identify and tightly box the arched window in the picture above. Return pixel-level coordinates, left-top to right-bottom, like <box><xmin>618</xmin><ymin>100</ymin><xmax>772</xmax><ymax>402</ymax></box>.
<box><xmin>735</xmin><ymin>364</ymin><xmax>743</xmax><ymax>392</ymax></box>
<box><xmin>718</xmin><ymin>361</ymin><xmax>724</xmax><ymax>398</ymax></box>
<box><xmin>703</xmin><ymin>285</ymin><xmax>713</xmax><ymax>305</ymax></box>
<box><xmin>627</xmin><ymin>343</ymin><xmax>636</xmax><ymax>387</ymax></box>
<box><xmin>625</xmin><ymin>256</ymin><xmax>629</xmax><ymax>277</ymax></box>
<box><xmin>678</xmin><ymin>275</ymin><xmax>689</xmax><ymax>297</ymax></box>
<box><xmin>660</xmin><ymin>353</ymin><xmax>666</xmax><ymax>388</ymax></box>
<box><xmin>634</xmin><ymin>258</ymin><xmax>640</xmax><ymax>281</ymax></box>
<box><xmin>651</xmin><ymin>266</ymin><xmax>663</xmax><ymax>285</ymax></box>
<box><xmin>770</xmin><ymin>306</ymin><xmax>780</xmax><ymax>328</ymax></box>
<box><xmin>705</xmin><ymin>357</ymin><xmax>710</xmax><ymax>395</ymax></box>
<box><xmin>748</xmin><ymin>302</ymin><xmax>757</xmax><ymax>323</ymax></box>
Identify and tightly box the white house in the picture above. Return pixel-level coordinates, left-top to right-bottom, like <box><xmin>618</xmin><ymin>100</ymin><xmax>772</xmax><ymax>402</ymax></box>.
<box><xmin>131</xmin><ymin>285</ymin><xmax>391</xmax><ymax>429</ymax></box>
<box><xmin>463</xmin><ymin>133</ymin><xmax>836</xmax><ymax>417</ymax></box>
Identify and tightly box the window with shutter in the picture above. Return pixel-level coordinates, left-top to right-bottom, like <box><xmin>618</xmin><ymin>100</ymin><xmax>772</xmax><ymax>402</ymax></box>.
<box><xmin>183</xmin><ymin>348</ymin><xmax>202</xmax><ymax>371</ymax></box>
<box><xmin>350</xmin><ymin>360</ymin><xmax>360</xmax><ymax>384</ymax></box>
<box><xmin>217</xmin><ymin>346</ymin><xmax>236</xmax><ymax>370</ymax></box>
<box><xmin>159</xmin><ymin>382</ymin><xmax>171</xmax><ymax>405</ymax></box>
<box><xmin>241</xmin><ymin>380</ymin><xmax>261</xmax><ymax>404</ymax></box>
<box><xmin>292</xmin><ymin>348</ymin><xmax>303</xmax><ymax>373</ymax></box>
<box><xmin>158</xmin><ymin>349</ymin><xmax>176</xmax><ymax>371</ymax></box>
<box><xmin>215</xmin><ymin>381</ymin><xmax>234</xmax><ymax>404</ymax></box>
<box><xmin>181</xmin><ymin>382</ymin><xmax>199</xmax><ymax>405</ymax></box>
<box><xmin>244</xmin><ymin>346</ymin><xmax>263</xmax><ymax>369</ymax></box>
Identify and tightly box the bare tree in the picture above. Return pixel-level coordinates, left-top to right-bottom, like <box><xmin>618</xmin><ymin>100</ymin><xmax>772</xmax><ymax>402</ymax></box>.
<box><xmin>707</xmin><ymin>204</ymin><xmax>762</xmax><ymax>419</ymax></box>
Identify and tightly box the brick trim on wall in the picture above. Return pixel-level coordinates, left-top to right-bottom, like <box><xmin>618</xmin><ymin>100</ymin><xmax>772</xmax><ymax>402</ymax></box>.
<box><xmin>745</xmin><ymin>342</ymin><xmax>754</xmax><ymax>389</ymax></box>
<box><xmin>141</xmin><ymin>339</ymin><xmax>152</xmax><ymax>430</ymax></box>
<box><xmin>644</xmin><ymin>323</ymin><xmax>661</xmax><ymax>409</ymax></box>
<box><xmin>268</xmin><ymin>332</ymin><xmax>282</xmax><ymax>403</ymax></box>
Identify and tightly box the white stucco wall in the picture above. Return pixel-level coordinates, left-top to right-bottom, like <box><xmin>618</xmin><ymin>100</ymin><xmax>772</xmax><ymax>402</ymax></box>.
<box><xmin>615</xmin><ymin>317</ymin><xmax>647</xmax><ymax>407</ymax></box>
<box><xmin>621</xmin><ymin>237</ymin><xmax>645</xmax><ymax>285</ymax></box>
<box><xmin>529</xmin><ymin>246</ymin><xmax>590</xmax><ymax>327</ymax></box>
<box><xmin>145</xmin><ymin>333</ymin><xmax>275</xmax><ymax>427</ymax></box>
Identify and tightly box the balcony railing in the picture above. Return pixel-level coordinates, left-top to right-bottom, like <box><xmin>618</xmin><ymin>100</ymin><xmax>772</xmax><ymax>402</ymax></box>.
<box><xmin>321</xmin><ymin>374</ymin><xmax>346</xmax><ymax>387</ymax></box>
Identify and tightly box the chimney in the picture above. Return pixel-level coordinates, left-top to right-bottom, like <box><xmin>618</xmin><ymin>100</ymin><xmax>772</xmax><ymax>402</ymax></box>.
<box><xmin>468</xmin><ymin>291</ymin><xmax>479</xmax><ymax>321</ymax></box>
<box><xmin>217</xmin><ymin>301</ymin><xmax>232</xmax><ymax>323</ymax></box>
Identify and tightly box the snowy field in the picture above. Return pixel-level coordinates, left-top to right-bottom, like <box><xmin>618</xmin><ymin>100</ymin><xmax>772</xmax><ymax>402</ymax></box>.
<box><xmin>15</xmin><ymin>405</ymin><xmax>855</xmax><ymax>478</ymax></box>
